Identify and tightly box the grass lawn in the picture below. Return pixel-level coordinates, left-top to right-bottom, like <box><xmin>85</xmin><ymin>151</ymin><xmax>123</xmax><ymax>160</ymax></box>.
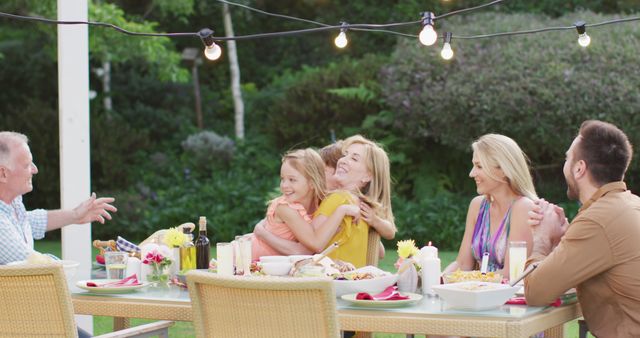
<box><xmin>34</xmin><ymin>241</ymin><xmax>588</xmax><ymax>338</ymax></box>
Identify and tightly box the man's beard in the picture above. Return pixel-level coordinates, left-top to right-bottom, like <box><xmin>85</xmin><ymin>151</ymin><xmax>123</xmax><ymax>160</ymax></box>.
<box><xmin>566</xmin><ymin>174</ymin><xmax>579</xmax><ymax>200</ymax></box>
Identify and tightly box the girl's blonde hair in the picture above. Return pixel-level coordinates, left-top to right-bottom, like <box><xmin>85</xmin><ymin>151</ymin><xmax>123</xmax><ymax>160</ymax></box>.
<box><xmin>282</xmin><ymin>148</ymin><xmax>327</xmax><ymax>203</ymax></box>
<box><xmin>342</xmin><ymin>135</ymin><xmax>394</xmax><ymax>224</ymax></box>
<box><xmin>472</xmin><ymin>134</ymin><xmax>537</xmax><ymax>200</ymax></box>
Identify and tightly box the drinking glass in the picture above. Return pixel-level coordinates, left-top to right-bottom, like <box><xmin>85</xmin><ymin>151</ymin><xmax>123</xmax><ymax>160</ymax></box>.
<box><xmin>217</xmin><ymin>243</ymin><xmax>234</xmax><ymax>276</ymax></box>
<box><xmin>509</xmin><ymin>241</ymin><xmax>527</xmax><ymax>285</ymax></box>
<box><xmin>105</xmin><ymin>251</ymin><xmax>128</xmax><ymax>280</ymax></box>
<box><xmin>239</xmin><ymin>238</ymin><xmax>252</xmax><ymax>276</ymax></box>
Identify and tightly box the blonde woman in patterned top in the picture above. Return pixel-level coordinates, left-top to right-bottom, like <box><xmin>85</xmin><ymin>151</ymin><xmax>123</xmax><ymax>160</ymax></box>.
<box><xmin>443</xmin><ymin>134</ymin><xmax>537</xmax><ymax>279</ymax></box>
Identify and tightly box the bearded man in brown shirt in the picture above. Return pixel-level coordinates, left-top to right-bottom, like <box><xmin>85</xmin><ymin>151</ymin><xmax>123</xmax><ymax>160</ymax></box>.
<box><xmin>525</xmin><ymin>120</ymin><xmax>640</xmax><ymax>337</ymax></box>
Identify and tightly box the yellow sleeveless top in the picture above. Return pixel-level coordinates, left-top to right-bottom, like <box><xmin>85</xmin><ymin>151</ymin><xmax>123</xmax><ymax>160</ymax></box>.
<box><xmin>314</xmin><ymin>191</ymin><xmax>369</xmax><ymax>267</ymax></box>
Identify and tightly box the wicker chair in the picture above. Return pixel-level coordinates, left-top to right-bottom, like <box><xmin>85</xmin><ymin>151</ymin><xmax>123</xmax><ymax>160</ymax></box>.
<box><xmin>365</xmin><ymin>230</ymin><xmax>381</xmax><ymax>267</ymax></box>
<box><xmin>0</xmin><ymin>264</ymin><xmax>173</xmax><ymax>338</ymax></box>
<box><xmin>186</xmin><ymin>270</ymin><xmax>340</xmax><ymax>338</ymax></box>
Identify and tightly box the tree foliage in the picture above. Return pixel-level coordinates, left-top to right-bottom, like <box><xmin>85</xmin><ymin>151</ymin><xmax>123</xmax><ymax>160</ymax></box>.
<box><xmin>383</xmin><ymin>11</ymin><xmax>640</xmax><ymax>182</ymax></box>
<box><xmin>2</xmin><ymin>1</ymin><xmax>640</xmax><ymax>249</ymax></box>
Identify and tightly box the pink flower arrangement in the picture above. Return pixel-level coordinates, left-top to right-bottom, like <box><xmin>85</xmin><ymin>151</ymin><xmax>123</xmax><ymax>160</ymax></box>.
<box><xmin>142</xmin><ymin>249</ymin><xmax>172</xmax><ymax>284</ymax></box>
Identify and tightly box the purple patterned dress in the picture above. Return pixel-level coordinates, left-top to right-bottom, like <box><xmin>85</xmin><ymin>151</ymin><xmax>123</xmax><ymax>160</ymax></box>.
<box><xmin>470</xmin><ymin>198</ymin><xmax>513</xmax><ymax>271</ymax></box>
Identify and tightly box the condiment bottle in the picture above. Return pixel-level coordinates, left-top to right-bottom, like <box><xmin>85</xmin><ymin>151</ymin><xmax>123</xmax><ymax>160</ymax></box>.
<box><xmin>195</xmin><ymin>216</ymin><xmax>211</xmax><ymax>269</ymax></box>
<box><xmin>180</xmin><ymin>226</ymin><xmax>196</xmax><ymax>272</ymax></box>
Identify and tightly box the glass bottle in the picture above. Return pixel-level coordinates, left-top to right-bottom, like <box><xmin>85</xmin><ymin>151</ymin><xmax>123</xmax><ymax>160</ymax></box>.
<box><xmin>180</xmin><ymin>226</ymin><xmax>196</xmax><ymax>272</ymax></box>
<box><xmin>195</xmin><ymin>216</ymin><xmax>211</xmax><ymax>269</ymax></box>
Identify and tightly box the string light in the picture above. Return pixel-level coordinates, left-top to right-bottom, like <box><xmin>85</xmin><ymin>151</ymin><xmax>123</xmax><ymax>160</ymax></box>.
<box><xmin>198</xmin><ymin>28</ymin><xmax>222</xmax><ymax>60</ymax></box>
<box><xmin>441</xmin><ymin>32</ymin><xmax>454</xmax><ymax>60</ymax></box>
<box><xmin>419</xmin><ymin>12</ymin><xmax>438</xmax><ymax>46</ymax></box>
<box><xmin>575</xmin><ymin>21</ymin><xmax>591</xmax><ymax>47</ymax></box>
<box><xmin>334</xmin><ymin>23</ymin><xmax>348</xmax><ymax>48</ymax></box>
<box><xmin>1</xmin><ymin>0</ymin><xmax>639</xmax><ymax>62</ymax></box>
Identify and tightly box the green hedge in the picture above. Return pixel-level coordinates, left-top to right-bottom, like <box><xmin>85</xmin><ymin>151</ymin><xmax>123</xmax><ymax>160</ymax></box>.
<box><xmin>391</xmin><ymin>193</ymin><xmax>470</xmax><ymax>250</ymax></box>
<box><xmin>382</xmin><ymin>11</ymin><xmax>640</xmax><ymax>192</ymax></box>
<box><xmin>91</xmin><ymin>138</ymin><xmax>280</xmax><ymax>242</ymax></box>
<box><xmin>248</xmin><ymin>54</ymin><xmax>389</xmax><ymax>148</ymax></box>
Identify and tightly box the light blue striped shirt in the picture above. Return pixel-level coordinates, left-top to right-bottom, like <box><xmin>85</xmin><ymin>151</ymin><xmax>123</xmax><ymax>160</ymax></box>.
<box><xmin>0</xmin><ymin>195</ymin><xmax>48</xmax><ymax>264</ymax></box>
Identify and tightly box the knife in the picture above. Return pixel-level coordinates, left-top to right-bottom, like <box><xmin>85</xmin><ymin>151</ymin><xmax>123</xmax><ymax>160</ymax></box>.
<box><xmin>509</xmin><ymin>263</ymin><xmax>539</xmax><ymax>287</ymax></box>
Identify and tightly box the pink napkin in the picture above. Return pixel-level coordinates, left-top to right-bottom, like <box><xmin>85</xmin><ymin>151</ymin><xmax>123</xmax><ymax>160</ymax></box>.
<box><xmin>356</xmin><ymin>286</ymin><xmax>410</xmax><ymax>301</ymax></box>
<box><xmin>506</xmin><ymin>296</ymin><xmax>562</xmax><ymax>307</ymax></box>
<box><xmin>86</xmin><ymin>274</ymin><xmax>141</xmax><ymax>288</ymax></box>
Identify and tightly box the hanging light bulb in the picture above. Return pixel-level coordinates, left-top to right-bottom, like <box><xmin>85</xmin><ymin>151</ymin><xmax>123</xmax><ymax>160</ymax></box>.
<box><xmin>418</xmin><ymin>12</ymin><xmax>437</xmax><ymax>46</ymax></box>
<box><xmin>334</xmin><ymin>23</ymin><xmax>349</xmax><ymax>48</ymax></box>
<box><xmin>198</xmin><ymin>28</ymin><xmax>222</xmax><ymax>61</ymax></box>
<box><xmin>204</xmin><ymin>43</ymin><xmax>222</xmax><ymax>60</ymax></box>
<box><xmin>335</xmin><ymin>31</ymin><xmax>348</xmax><ymax>48</ymax></box>
<box><xmin>440</xmin><ymin>32</ymin><xmax>454</xmax><ymax>60</ymax></box>
<box><xmin>575</xmin><ymin>21</ymin><xmax>591</xmax><ymax>48</ymax></box>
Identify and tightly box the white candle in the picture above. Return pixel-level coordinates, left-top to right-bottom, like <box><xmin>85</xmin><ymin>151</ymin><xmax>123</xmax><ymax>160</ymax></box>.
<box><xmin>126</xmin><ymin>256</ymin><xmax>141</xmax><ymax>279</ymax></box>
<box><xmin>420</xmin><ymin>241</ymin><xmax>438</xmax><ymax>259</ymax></box>
<box><xmin>419</xmin><ymin>242</ymin><xmax>441</xmax><ymax>296</ymax></box>
<box><xmin>217</xmin><ymin>242</ymin><xmax>234</xmax><ymax>276</ymax></box>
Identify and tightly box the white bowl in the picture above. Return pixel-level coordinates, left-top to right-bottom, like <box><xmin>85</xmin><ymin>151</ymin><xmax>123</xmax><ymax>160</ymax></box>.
<box><xmin>288</xmin><ymin>255</ymin><xmax>312</xmax><ymax>263</ymax></box>
<box><xmin>259</xmin><ymin>256</ymin><xmax>290</xmax><ymax>263</ymax></box>
<box><xmin>432</xmin><ymin>281</ymin><xmax>520</xmax><ymax>310</ymax></box>
<box><xmin>333</xmin><ymin>270</ymin><xmax>398</xmax><ymax>297</ymax></box>
<box><xmin>260</xmin><ymin>262</ymin><xmax>292</xmax><ymax>276</ymax></box>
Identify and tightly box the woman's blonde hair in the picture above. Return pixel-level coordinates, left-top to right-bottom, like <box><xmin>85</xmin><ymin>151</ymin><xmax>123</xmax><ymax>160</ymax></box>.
<box><xmin>282</xmin><ymin>148</ymin><xmax>327</xmax><ymax>203</ymax></box>
<box><xmin>472</xmin><ymin>134</ymin><xmax>537</xmax><ymax>200</ymax></box>
<box><xmin>342</xmin><ymin>135</ymin><xmax>394</xmax><ymax>224</ymax></box>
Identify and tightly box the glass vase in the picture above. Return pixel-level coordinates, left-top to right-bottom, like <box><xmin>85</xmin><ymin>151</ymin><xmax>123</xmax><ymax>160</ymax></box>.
<box><xmin>147</xmin><ymin>265</ymin><xmax>170</xmax><ymax>288</ymax></box>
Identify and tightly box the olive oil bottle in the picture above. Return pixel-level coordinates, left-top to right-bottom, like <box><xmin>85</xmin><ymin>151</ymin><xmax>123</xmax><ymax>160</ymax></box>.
<box><xmin>180</xmin><ymin>226</ymin><xmax>196</xmax><ymax>272</ymax></box>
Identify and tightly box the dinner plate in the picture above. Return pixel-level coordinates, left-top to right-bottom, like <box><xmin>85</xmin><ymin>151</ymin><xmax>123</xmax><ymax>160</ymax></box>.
<box><xmin>76</xmin><ymin>279</ymin><xmax>151</xmax><ymax>294</ymax></box>
<box><xmin>340</xmin><ymin>292</ymin><xmax>423</xmax><ymax>308</ymax></box>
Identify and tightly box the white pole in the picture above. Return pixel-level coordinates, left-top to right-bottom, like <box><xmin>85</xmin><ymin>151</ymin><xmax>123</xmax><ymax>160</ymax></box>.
<box><xmin>58</xmin><ymin>0</ymin><xmax>93</xmax><ymax>333</ymax></box>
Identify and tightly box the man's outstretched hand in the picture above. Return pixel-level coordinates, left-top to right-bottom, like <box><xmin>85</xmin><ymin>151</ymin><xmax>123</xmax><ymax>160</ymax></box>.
<box><xmin>73</xmin><ymin>193</ymin><xmax>117</xmax><ymax>224</ymax></box>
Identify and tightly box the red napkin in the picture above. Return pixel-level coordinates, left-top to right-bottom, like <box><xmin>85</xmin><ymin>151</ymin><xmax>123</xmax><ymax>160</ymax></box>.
<box><xmin>356</xmin><ymin>286</ymin><xmax>410</xmax><ymax>301</ymax></box>
<box><xmin>506</xmin><ymin>296</ymin><xmax>562</xmax><ymax>307</ymax></box>
<box><xmin>86</xmin><ymin>274</ymin><xmax>141</xmax><ymax>288</ymax></box>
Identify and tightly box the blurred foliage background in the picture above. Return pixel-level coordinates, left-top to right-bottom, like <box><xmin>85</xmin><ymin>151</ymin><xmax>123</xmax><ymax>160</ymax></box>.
<box><xmin>1</xmin><ymin>0</ymin><xmax>639</xmax><ymax>250</ymax></box>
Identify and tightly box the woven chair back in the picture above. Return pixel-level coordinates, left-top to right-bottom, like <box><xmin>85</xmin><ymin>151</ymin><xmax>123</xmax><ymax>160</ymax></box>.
<box><xmin>0</xmin><ymin>264</ymin><xmax>78</xmax><ymax>338</ymax></box>
<box><xmin>186</xmin><ymin>271</ymin><xmax>340</xmax><ymax>338</ymax></box>
<box><xmin>366</xmin><ymin>230</ymin><xmax>380</xmax><ymax>267</ymax></box>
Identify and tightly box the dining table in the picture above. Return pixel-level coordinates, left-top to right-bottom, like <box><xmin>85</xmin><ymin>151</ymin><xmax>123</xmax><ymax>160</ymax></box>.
<box><xmin>70</xmin><ymin>279</ymin><xmax>582</xmax><ymax>338</ymax></box>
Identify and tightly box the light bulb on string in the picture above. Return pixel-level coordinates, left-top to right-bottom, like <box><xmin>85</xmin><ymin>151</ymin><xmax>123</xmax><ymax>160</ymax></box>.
<box><xmin>418</xmin><ymin>12</ymin><xmax>437</xmax><ymax>46</ymax></box>
<box><xmin>204</xmin><ymin>43</ymin><xmax>222</xmax><ymax>60</ymax></box>
<box><xmin>335</xmin><ymin>32</ymin><xmax>348</xmax><ymax>48</ymax></box>
<box><xmin>334</xmin><ymin>23</ymin><xmax>349</xmax><ymax>48</ymax></box>
<box><xmin>575</xmin><ymin>21</ymin><xmax>591</xmax><ymax>48</ymax></box>
<box><xmin>440</xmin><ymin>32</ymin><xmax>454</xmax><ymax>60</ymax></box>
<box><xmin>198</xmin><ymin>28</ymin><xmax>222</xmax><ymax>61</ymax></box>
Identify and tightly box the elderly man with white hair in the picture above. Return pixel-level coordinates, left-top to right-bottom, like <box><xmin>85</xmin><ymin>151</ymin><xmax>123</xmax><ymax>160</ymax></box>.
<box><xmin>0</xmin><ymin>131</ymin><xmax>117</xmax><ymax>265</ymax></box>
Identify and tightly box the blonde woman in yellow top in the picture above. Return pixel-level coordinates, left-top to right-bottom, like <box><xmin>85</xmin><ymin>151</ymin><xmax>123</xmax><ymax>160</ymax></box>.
<box><xmin>254</xmin><ymin>135</ymin><xmax>396</xmax><ymax>267</ymax></box>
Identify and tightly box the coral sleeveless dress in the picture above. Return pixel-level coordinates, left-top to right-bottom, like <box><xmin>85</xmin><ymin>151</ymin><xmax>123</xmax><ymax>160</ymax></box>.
<box><xmin>251</xmin><ymin>196</ymin><xmax>312</xmax><ymax>259</ymax></box>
